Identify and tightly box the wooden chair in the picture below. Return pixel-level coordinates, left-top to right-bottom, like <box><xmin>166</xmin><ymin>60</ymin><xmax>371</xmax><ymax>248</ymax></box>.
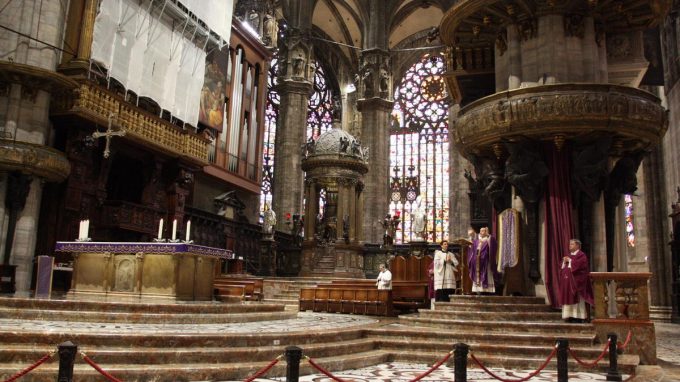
<box><xmin>313</xmin><ymin>288</ymin><xmax>329</xmax><ymax>312</ymax></box>
<box><xmin>327</xmin><ymin>289</ymin><xmax>343</xmax><ymax>313</ymax></box>
<box><xmin>341</xmin><ymin>289</ymin><xmax>355</xmax><ymax>314</ymax></box>
<box><xmin>353</xmin><ymin>289</ymin><xmax>368</xmax><ymax>315</ymax></box>
<box><xmin>299</xmin><ymin>288</ymin><xmax>315</xmax><ymax>311</ymax></box>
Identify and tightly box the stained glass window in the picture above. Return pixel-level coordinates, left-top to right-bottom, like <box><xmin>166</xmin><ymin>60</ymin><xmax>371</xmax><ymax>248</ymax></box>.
<box><xmin>260</xmin><ymin>58</ymin><xmax>335</xmax><ymax>220</ymax></box>
<box><xmin>259</xmin><ymin>58</ymin><xmax>279</xmax><ymax>220</ymax></box>
<box><xmin>389</xmin><ymin>55</ymin><xmax>450</xmax><ymax>243</ymax></box>
<box><xmin>624</xmin><ymin>194</ymin><xmax>635</xmax><ymax>247</ymax></box>
<box><xmin>307</xmin><ymin>61</ymin><xmax>334</xmax><ymax>140</ymax></box>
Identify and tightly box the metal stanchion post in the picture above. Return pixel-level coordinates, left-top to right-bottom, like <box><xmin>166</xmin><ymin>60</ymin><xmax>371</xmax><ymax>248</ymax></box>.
<box><xmin>285</xmin><ymin>346</ymin><xmax>303</xmax><ymax>382</ymax></box>
<box><xmin>557</xmin><ymin>338</ymin><xmax>569</xmax><ymax>382</ymax></box>
<box><xmin>454</xmin><ymin>342</ymin><xmax>469</xmax><ymax>382</ymax></box>
<box><xmin>57</xmin><ymin>341</ymin><xmax>77</xmax><ymax>382</ymax></box>
<box><xmin>606</xmin><ymin>333</ymin><xmax>622</xmax><ymax>381</ymax></box>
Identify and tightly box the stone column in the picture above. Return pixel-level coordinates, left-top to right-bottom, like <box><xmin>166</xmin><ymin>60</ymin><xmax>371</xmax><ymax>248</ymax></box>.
<box><xmin>303</xmin><ymin>180</ymin><xmax>316</xmax><ymax>240</ymax></box>
<box><xmin>357</xmin><ymin>49</ymin><xmax>393</xmax><ymax>243</ymax></box>
<box><xmin>272</xmin><ymin>30</ymin><xmax>313</xmax><ymax>231</ymax></box>
<box><xmin>507</xmin><ymin>24</ymin><xmax>522</xmax><ymax>90</ymax></box>
<box><xmin>358</xmin><ymin>95</ymin><xmax>393</xmax><ymax>243</ymax></box>
<box><xmin>348</xmin><ymin>181</ymin><xmax>357</xmax><ymax>242</ymax></box>
<box><xmin>0</xmin><ymin>0</ymin><xmax>71</xmax><ymax>293</ymax></box>
<box><xmin>356</xmin><ymin>182</ymin><xmax>365</xmax><ymax>243</ymax></box>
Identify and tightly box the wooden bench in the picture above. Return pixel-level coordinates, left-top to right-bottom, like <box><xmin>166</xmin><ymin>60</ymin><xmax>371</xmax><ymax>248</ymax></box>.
<box><xmin>298</xmin><ymin>287</ymin><xmax>393</xmax><ymax>316</ymax></box>
<box><xmin>326</xmin><ymin>280</ymin><xmax>429</xmax><ymax>312</ymax></box>
<box><xmin>214</xmin><ymin>285</ymin><xmax>246</xmax><ymax>301</ymax></box>
<box><xmin>215</xmin><ymin>276</ymin><xmax>264</xmax><ymax>300</ymax></box>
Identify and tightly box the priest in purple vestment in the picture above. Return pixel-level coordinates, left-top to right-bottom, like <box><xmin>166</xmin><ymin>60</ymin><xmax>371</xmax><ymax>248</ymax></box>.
<box><xmin>559</xmin><ymin>239</ymin><xmax>594</xmax><ymax>323</ymax></box>
<box><xmin>468</xmin><ymin>227</ymin><xmax>498</xmax><ymax>294</ymax></box>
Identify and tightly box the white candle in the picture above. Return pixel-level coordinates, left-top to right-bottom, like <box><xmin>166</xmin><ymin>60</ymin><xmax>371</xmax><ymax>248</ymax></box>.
<box><xmin>172</xmin><ymin>219</ymin><xmax>177</xmax><ymax>241</ymax></box>
<box><xmin>78</xmin><ymin>220</ymin><xmax>84</xmax><ymax>239</ymax></box>
<box><xmin>157</xmin><ymin>218</ymin><xmax>164</xmax><ymax>239</ymax></box>
<box><xmin>84</xmin><ymin>220</ymin><xmax>90</xmax><ymax>239</ymax></box>
<box><xmin>185</xmin><ymin>220</ymin><xmax>191</xmax><ymax>242</ymax></box>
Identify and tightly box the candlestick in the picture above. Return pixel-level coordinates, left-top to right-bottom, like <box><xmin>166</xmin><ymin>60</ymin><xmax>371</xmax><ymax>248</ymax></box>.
<box><xmin>172</xmin><ymin>219</ymin><xmax>177</xmax><ymax>241</ymax></box>
<box><xmin>185</xmin><ymin>220</ymin><xmax>191</xmax><ymax>242</ymax></box>
<box><xmin>157</xmin><ymin>218</ymin><xmax>164</xmax><ymax>239</ymax></box>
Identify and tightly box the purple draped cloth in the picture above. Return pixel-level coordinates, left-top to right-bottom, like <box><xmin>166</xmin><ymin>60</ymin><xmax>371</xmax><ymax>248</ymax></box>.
<box><xmin>427</xmin><ymin>261</ymin><xmax>435</xmax><ymax>299</ymax></box>
<box><xmin>468</xmin><ymin>236</ymin><xmax>498</xmax><ymax>288</ymax></box>
<box><xmin>559</xmin><ymin>250</ymin><xmax>594</xmax><ymax>306</ymax></box>
<box><xmin>544</xmin><ymin>143</ymin><xmax>574</xmax><ymax>308</ymax></box>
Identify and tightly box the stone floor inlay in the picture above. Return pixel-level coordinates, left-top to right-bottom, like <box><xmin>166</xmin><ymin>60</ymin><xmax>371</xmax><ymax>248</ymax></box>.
<box><xmin>231</xmin><ymin>362</ymin><xmax>628</xmax><ymax>381</ymax></box>
<box><xmin>0</xmin><ymin>312</ymin><xmax>378</xmax><ymax>334</ymax></box>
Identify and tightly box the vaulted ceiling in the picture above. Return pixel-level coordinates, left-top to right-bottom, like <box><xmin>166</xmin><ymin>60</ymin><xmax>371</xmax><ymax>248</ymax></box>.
<box><xmin>307</xmin><ymin>0</ymin><xmax>458</xmax><ymax>63</ymax></box>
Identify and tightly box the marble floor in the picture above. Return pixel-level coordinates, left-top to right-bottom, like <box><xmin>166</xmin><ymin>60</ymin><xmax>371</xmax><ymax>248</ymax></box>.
<box><xmin>1</xmin><ymin>307</ymin><xmax>677</xmax><ymax>382</ymax></box>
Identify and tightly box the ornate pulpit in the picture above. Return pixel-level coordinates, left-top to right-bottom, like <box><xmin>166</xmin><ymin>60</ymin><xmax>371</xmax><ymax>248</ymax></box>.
<box><xmin>55</xmin><ymin>242</ymin><xmax>233</xmax><ymax>301</ymax></box>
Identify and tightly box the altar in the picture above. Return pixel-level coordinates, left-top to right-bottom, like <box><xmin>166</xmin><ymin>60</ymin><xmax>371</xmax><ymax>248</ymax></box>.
<box><xmin>55</xmin><ymin>242</ymin><xmax>233</xmax><ymax>301</ymax></box>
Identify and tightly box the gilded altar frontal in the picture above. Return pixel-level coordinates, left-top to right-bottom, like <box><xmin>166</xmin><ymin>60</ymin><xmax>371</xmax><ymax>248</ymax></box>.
<box><xmin>0</xmin><ymin>0</ymin><xmax>679</xmax><ymax>381</ymax></box>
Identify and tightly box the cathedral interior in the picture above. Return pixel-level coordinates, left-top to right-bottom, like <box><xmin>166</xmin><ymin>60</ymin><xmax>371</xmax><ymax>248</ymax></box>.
<box><xmin>0</xmin><ymin>0</ymin><xmax>680</xmax><ymax>381</ymax></box>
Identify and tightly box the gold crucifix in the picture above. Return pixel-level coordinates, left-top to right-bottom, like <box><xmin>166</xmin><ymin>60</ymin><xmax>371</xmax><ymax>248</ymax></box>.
<box><xmin>92</xmin><ymin>113</ymin><xmax>125</xmax><ymax>159</ymax></box>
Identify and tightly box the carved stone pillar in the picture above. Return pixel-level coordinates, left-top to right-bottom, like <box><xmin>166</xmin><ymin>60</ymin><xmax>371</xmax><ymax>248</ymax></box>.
<box><xmin>358</xmin><ymin>50</ymin><xmax>393</xmax><ymax>243</ymax></box>
<box><xmin>272</xmin><ymin>29</ymin><xmax>313</xmax><ymax>232</ymax></box>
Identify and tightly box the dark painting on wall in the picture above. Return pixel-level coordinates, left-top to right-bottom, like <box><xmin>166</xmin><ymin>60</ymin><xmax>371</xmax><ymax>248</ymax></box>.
<box><xmin>199</xmin><ymin>48</ymin><xmax>229</xmax><ymax>131</ymax></box>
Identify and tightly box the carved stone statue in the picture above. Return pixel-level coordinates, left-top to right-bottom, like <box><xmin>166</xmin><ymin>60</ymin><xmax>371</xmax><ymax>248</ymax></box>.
<box><xmin>382</xmin><ymin>214</ymin><xmax>394</xmax><ymax>246</ymax></box>
<box><xmin>262</xmin><ymin>13</ymin><xmax>278</xmax><ymax>47</ymax></box>
<box><xmin>362</xmin><ymin>66</ymin><xmax>374</xmax><ymax>98</ymax></box>
<box><xmin>606</xmin><ymin>151</ymin><xmax>646</xmax><ymax>207</ymax></box>
<box><xmin>504</xmin><ymin>142</ymin><xmax>549</xmax><ymax>204</ymax></box>
<box><xmin>305</xmin><ymin>137</ymin><xmax>315</xmax><ymax>155</ymax></box>
<box><xmin>412</xmin><ymin>196</ymin><xmax>427</xmax><ymax>240</ymax></box>
<box><xmin>332</xmin><ymin>95</ymin><xmax>342</xmax><ymax>121</ymax></box>
<box><xmin>342</xmin><ymin>214</ymin><xmax>350</xmax><ymax>243</ymax></box>
<box><xmin>339</xmin><ymin>136</ymin><xmax>350</xmax><ymax>153</ymax></box>
<box><xmin>262</xmin><ymin>203</ymin><xmax>276</xmax><ymax>235</ymax></box>
<box><xmin>293</xmin><ymin>51</ymin><xmax>306</xmax><ymax>78</ymax></box>
<box><xmin>379</xmin><ymin>68</ymin><xmax>389</xmax><ymax>95</ymax></box>
<box><xmin>571</xmin><ymin>137</ymin><xmax>611</xmax><ymax>203</ymax></box>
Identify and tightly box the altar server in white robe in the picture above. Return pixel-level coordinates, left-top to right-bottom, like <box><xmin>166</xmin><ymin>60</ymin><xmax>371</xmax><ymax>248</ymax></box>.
<box><xmin>434</xmin><ymin>240</ymin><xmax>458</xmax><ymax>302</ymax></box>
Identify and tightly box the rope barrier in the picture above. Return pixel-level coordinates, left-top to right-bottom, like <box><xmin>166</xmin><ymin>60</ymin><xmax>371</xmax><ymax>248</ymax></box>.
<box><xmin>469</xmin><ymin>346</ymin><xmax>558</xmax><ymax>382</ymax></box>
<box><xmin>243</xmin><ymin>354</ymin><xmax>283</xmax><ymax>382</ymax></box>
<box><xmin>80</xmin><ymin>352</ymin><xmax>123</xmax><ymax>382</ymax></box>
<box><xmin>568</xmin><ymin>339</ymin><xmax>611</xmax><ymax>368</ymax></box>
<box><xmin>408</xmin><ymin>350</ymin><xmax>454</xmax><ymax>382</ymax></box>
<box><xmin>305</xmin><ymin>355</ymin><xmax>351</xmax><ymax>382</ymax></box>
<box><xmin>1</xmin><ymin>350</ymin><xmax>55</xmax><ymax>382</ymax></box>
<box><xmin>618</xmin><ymin>330</ymin><xmax>633</xmax><ymax>350</ymax></box>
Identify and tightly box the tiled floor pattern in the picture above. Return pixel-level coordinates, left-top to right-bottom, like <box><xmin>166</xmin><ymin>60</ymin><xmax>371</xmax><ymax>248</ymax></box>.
<box><xmin>232</xmin><ymin>362</ymin><xmax>625</xmax><ymax>381</ymax></box>
<box><xmin>0</xmin><ymin>312</ymin><xmax>378</xmax><ymax>334</ymax></box>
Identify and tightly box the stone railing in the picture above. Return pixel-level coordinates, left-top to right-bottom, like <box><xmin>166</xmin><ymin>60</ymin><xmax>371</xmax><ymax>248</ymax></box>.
<box><xmin>591</xmin><ymin>272</ymin><xmax>651</xmax><ymax>321</ymax></box>
<box><xmin>50</xmin><ymin>80</ymin><xmax>209</xmax><ymax>163</ymax></box>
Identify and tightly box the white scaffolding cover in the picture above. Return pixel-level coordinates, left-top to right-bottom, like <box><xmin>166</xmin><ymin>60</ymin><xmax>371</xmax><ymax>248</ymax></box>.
<box><xmin>91</xmin><ymin>0</ymin><xmax>234</xmax><ymax>126</ymax></box>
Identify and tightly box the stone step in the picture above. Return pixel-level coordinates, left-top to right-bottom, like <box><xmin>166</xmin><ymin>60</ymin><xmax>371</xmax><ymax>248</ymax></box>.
<box><xmin>388</xmin><ymin>350</ymin><xmax>638</xmax><ymax>374</ymax></box>
<box><xmin>0</xmin><ymin>349</ymin><xmax>390</xmax><ymax>382</ymax></box>
<box><xmin>0</xmin><ymin>296</ymin><xmax>275</xmax><ymax>314</ymax></box>
<box><xmin>0</xmin><ymin>307</ymin><xmax>296</xmax><ymax>324</ymax></box>
<box><xmin>0</xmin><ymin>337</ymin><xmax>377</xmax><ymax>364</ymax></box>
<box><xmin>449</xmin><ymin>295</ymin><xmax>547</xmax><ymax>305</ymax></box>
<box><xmin>398</xmin><ymin>315</ymin><xmax>595</xmax><ymax>335</ymax></box>
<box><xmin>434</xmin><ymin>301</ymin><xmax>555</xmax><ymax>312</ymax></box>
<box><xmin>366</xmin><ymin>327</ymin><xmax>597</xmax><ymax>347</ymax></box>
<box><xmin>372</xmin><ymin>336</ymin><xmax>606</xmax><ymax>358</ymax></box>
<box><xmin>418</xmin><ymin>309</ymin><xmax>563</xmax><ymax>321</ymax></box>
<box><xmin>0</xmin><ymin>327</ymin><xmax>366</xmax><ymax>348</ymax></box>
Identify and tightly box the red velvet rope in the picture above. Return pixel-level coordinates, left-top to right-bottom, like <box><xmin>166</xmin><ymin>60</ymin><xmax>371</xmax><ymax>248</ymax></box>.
<box><xmin>408</xmin><ymin>350</ymin><xmax>453</xmax><ymax>382</ymax></box>
<box><xmin>1</xmin><ymin>352</ymin><xmax>54</xmax><ymax>382</ymax></box>
<box><xmin>305</xmin><ymin>356</ymin><xmax>351</xmax><ymax>382</ymax></box>
<box><xmin>618</xmin><ymin>330</ymin><xmax>633</xmax><ymax>350</ymax></box>
<box><xmin>243</xmin><ymin>355</ymin><xmax>282</xmax><ymax>382</ymax></box>
<box><xmin>568</xmin><ymin>340</ymin><xmax>610</xmax><ymax>368</ymax></box>
<box><xmin>469</xmin><ymin>347</ymin><xmax>557</xmax><ymax>382</ymax></box>
<box><xmin>81</xmin><ymin>353</ymin><xmax>123</xmax><ymax>382</ymax></box>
